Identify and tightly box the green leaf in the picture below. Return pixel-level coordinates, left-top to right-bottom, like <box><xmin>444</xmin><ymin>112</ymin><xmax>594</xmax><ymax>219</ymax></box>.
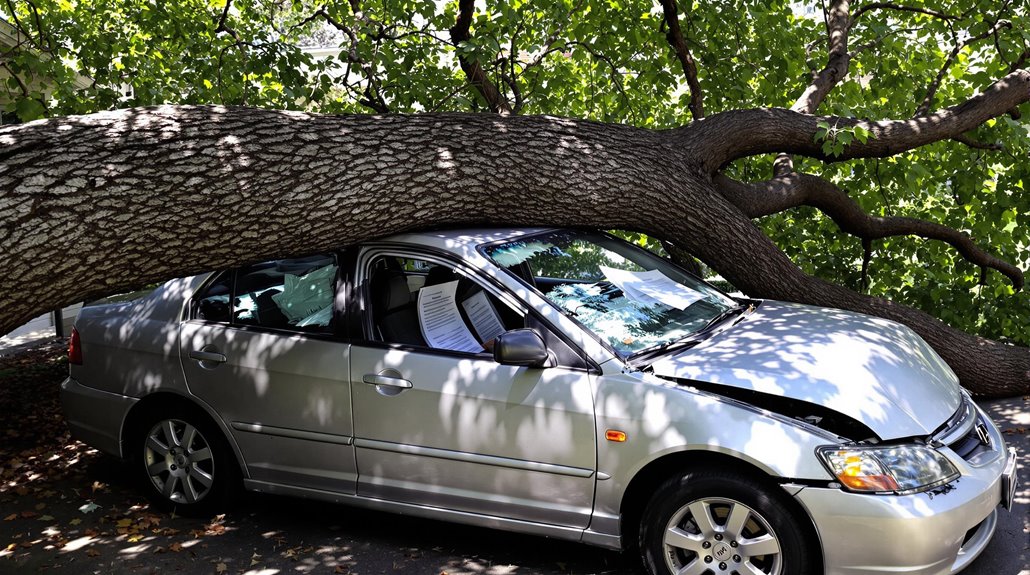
<box><xmin>15</xmin><ymin>98</ymin><xmax>45</xmax><ymax>121</ymax></box>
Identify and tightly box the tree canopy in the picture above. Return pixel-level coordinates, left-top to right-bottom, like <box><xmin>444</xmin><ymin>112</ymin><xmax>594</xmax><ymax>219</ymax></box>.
<box><xmin>1</xmin><ymin>0</ymin><xmax>1028</xmax><ymax>394</ymax></box>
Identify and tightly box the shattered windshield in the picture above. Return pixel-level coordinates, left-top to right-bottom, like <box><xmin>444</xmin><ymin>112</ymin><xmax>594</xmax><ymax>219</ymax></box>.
<box><xmin>484</xmin><ymin>230</ymin><xmax>737</xmax><ymax>356</ymax></box>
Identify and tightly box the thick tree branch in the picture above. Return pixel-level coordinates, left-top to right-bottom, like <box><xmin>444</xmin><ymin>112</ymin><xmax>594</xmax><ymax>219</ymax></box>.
<box><xmin>715</xmin><ymin>172</ymin><xmax>1024</xmax><ymax>289</ymax></box>
<box><xmin>0</xmin><ymin>106</ymin><xmax>1026</xmax><ymax>396</ymax></box>
<box><xmin>688</xmin><ymin>68</ymin><xmax>1030</xmax><ymax>172</ymax></box>
<box><xmin>449</xmin><ymin>0</ymin><xmax>513</xmax><ymax>115</ymax></box>
<box><xmin>659</xmin><ymin>0</ymin><xmax>704</xmax><ymax>120</ymax></box>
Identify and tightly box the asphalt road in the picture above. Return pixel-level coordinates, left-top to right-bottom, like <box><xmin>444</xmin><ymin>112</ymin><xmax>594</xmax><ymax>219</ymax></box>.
<box><xmin>0</xmin><ymin>344</ymin><xmax>1026</xmax><ymax>574</ymax></box>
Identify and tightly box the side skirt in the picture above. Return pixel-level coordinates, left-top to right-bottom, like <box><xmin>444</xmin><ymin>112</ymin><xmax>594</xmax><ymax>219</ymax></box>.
<box><xmin>243</xmin><ymin>479</ymin><xmax>622</xmax><ymax>550</ymax></box>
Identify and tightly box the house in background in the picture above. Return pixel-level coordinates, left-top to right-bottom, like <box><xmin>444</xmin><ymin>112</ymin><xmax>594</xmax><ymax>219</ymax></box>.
<box><xmin>0</xmin><ymin>17</ymin><xmax>91</xmax><ymax>124</ymax></box>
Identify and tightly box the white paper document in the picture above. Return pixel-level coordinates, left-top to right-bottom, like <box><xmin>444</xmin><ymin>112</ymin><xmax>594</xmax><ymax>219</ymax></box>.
<box><xmin>418</xmin><ymin>281</ymin><xmax>483</xmax><ymax>353</ymax></box>
<box><xmin>461</xmin><ymin>290</ymin><xmax>506</xmax><ymax>343</ymax></box>
<box><xmin>599</xmin><ymin>265</ymin><xmax>704</xmax><ymax>310</ymax></box>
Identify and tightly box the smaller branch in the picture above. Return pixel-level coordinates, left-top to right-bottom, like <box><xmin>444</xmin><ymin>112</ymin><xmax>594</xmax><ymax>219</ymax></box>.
<box><xmin>850</xmin><ymin>2</ymin><xmax>959</xmax><ymax>24</ymax></box>
<box><xmin>860</xmin><ymin>237</ymin><xmax>872</xmax><ymax>293</ymax></box>
<box><xmin>660</xmin><ymin>0</ymin><xmax>704</xmax><ymax>120</ymax></box>
<box><xmin>715</xmin><ymin>172</ymin><xmax>1024</xmax><ymax>289</ymax></box>
<box><xmin>849</xmin><ymin>26</ymin><xmax>921</xmax><ymax>56</ymax></box>
<box><xmin>660</xmin><ymin>239</ymin><xmax>704</xmax><ymax>277</ymax></box>
<box><xmin>0</xmin><ymin>61</ymin><xmax>30</xmax><ymax>98</ymax></box>
<box><xmin>951</xmin><ymin>133</ymin><xmax>1003</xmax><ymax>151</ymax></box>
<box><xmin>359</xmin><ymin>84</ymin><xmax>389</xmax><ymax>114</ymax></box>
<box><xmin>449</xmin><ymin>0</ymin><xmax>513</xmax><ymax>115</ymax></box>
<box><xmin>874</xmin><ymin>159</ymin><xmax>893</xmax><ymax>216</ymax></box>
<box><xmin>505</xmin><ymin>19</ymin><xmax>525</xmax><ymax>114</ymax></box>
<box><xmin>305</xmin><ymin>4</ymin><xmax>391</xmax><ymax>113</ymax></box>
<box><xmin>3</xmin><ymin>0</ymin><xmax>45</xmax><ymax>52</ymax></box>
<box><xmin>427</xmin><ymin>84</ymin><xmax>472</xmax><ymax>112</ymax></box>
<box><xmin>795</xmin><ymin>0</ymin><xmax>851</xmax><ymax>111</ymax></box>
<box><xmin>780</xmin><ymin>0</ymin><xmax>851</xmax><ymax>176</ymax></box>
<box><xmin>915</xmin><ymin>19</ymin><xmax>1012</xmax><ymax>116</ymax></box>
<box><xmin>565</xmin><ymin>41</ymin><xmax>632</xmax><ymax>106</ymax></box>
<box><xmin>23</xmin><ymin>0</ymin><xmax>50</xmax><ymax>52</ymax></box>
<box><xmin>214</xmin><ymin>0</ymin><xmax>238</xmax><ymax>39</ymax></box>
<box><xmin>1009</xmin><ymin>48</ymin><xmax>1029</xmax><ymax>73</ymax></box>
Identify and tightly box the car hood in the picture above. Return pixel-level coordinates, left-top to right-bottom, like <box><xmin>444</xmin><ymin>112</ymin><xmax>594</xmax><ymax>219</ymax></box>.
<box><xmin>649</xmin><ymin>301</ymin><xmax>961</xmax><ymax>440</ymax></box>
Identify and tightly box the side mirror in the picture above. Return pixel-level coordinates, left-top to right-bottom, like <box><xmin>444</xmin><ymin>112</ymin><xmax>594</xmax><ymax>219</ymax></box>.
<box><xmin>493</xmin><ymin>328</ymin><xmax>556</xmax><ymax>368</ymax></box>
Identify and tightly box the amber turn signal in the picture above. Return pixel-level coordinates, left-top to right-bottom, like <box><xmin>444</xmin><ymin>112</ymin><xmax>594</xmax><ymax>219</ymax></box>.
<box><xmin>605</xmin><ymin>429</ymin><xmax>627</xmax><ymax>442</ymax></box>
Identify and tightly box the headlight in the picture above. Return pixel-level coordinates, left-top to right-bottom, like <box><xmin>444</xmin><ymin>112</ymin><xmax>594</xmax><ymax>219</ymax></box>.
<box><xmin>816</xmin><ymin>444</ymin><xmax>960</xmax><ymax>494</ymax></box>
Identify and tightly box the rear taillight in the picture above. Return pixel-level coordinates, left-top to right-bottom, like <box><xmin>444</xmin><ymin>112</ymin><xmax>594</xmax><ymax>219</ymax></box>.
<box><xmin>69</xmin><ymin>327</ymin><xmax>83</xmax><ymax>365</ymax></box>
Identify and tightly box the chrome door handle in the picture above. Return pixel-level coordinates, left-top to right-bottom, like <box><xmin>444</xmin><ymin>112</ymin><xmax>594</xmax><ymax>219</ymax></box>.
<box><xmin>189</xmin><ymin>350</ymin><xmax>227</xmax><ymax>363</ymax></box>
<box><xmin>362</xmin><ymin>374</ymin><xmax>412</xmax><ymax>389</ymax></box>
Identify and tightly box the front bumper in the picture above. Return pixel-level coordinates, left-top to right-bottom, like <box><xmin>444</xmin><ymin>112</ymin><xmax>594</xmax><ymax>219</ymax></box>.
<box><xmin>60</xmin><ymin>376</ymin><xmax>137</xmax><ymax>458</ymax></box>
<box><xmin>795</xmin><ymin>405</ymin><xmax>1012</xmax><ymax>575</ymax></box>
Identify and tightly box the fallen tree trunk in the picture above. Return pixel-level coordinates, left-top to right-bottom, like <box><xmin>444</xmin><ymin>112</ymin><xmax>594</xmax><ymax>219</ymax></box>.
<box><xmin>1</xmin><ymin>102</ymin><xmax>1027</xmax><ymax>396</ymax></box>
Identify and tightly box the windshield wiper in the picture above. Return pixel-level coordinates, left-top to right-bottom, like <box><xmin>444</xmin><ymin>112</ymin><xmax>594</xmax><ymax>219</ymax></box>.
<box><xmin>628</xmin><ymin>336</ymin><xmax>705</xmax><ymax>368</ymax></box>
<box><xmin>628</xmin><ymin>303</ymin><xmax>754</xmax><ymax>368</ymax></box>
<box><xmin>699</xmin><ymin>303</ymin><xmax>749</xmax><ymax>333</ymax></box>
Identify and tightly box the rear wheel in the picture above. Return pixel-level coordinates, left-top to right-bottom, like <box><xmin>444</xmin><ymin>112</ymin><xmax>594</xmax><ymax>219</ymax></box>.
<box><xmin>639</xmin><ymin>470</ymin><xmax>816</xmax><ymax>575</ymax></box>
<box><xmin>136</xmin><ymin>409</ymin><xmax>238</xmax><ymax>515</ymax></box>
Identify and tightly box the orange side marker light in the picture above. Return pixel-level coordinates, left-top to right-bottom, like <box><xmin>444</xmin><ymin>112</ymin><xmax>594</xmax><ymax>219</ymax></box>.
<box><xmin>605</xmin><ymin>429</ymin><xmax>627</xmax><ymax>442</ymax></box>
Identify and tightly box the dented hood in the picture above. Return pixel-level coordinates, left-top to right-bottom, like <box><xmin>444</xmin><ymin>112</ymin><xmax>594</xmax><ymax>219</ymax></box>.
<box><xmin>649</xmin><ymin>301</ymin><xmax>962</xmax><ymax>440</ymax></box>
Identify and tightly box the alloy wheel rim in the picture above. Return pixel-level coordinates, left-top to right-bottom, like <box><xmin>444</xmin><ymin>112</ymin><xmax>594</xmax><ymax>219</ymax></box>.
<box><xmin>662</xmin><ymin>496</ymin><xmax>782</xmax><ymax>575</ymax></box>
<box><xmin>144</xmin><ymin>419</ymin><xmax>215</xmax><ymax>504</ymax></box>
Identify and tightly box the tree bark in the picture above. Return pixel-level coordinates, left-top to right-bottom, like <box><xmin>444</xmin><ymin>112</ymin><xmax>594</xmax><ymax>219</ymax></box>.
<box><xmin>1</xmin><ymin>105</ymin><xmax>1027</xmax><ymax>396</ymax></box>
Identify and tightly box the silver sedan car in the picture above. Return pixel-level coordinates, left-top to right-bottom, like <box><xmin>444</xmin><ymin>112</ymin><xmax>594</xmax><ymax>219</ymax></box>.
<box><xmin>61</xmin><ymin>228</ymin><xmax>1018</xmax><ymax>575</ymax></box>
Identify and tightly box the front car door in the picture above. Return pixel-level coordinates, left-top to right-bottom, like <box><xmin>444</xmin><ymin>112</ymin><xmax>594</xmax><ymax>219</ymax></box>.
<box><xmin>180</xmin><ymin>253</ymin><xmax>357</xmax><ymax>494</ymax></box>
<box><xmin>349</xmin><ymin>247</ymin><xmax>597</xmax><ymax>528</ymax></box>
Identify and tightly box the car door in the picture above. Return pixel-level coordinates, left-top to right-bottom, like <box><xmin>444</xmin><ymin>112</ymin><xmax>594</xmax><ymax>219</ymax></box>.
<box><xmin>180</xmin><ymin>254</ymin><xmax>357</xmax><ymax>494</ymax></box>
<box><xmin>349</xmin><ymin>248</ymin><xmax>597</xmax><ymax>528</ymax></box>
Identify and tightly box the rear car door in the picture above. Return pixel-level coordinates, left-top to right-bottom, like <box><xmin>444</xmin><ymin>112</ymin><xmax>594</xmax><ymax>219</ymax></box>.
<box><xmin>348</xmin><ymin>248</ymin><xmax>597</xmax><ymax>528</ymax></box>
<box><xmin>180</xmin><ymin>254</ymin><xmax>357</xmax><ymax>493</ymax></box>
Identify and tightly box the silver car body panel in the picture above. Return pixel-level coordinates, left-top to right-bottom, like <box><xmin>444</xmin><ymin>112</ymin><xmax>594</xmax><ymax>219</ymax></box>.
<box><xmin>587</xmin><ymin>366</ymin><xmax>839</xmax><ymax>538</ymax></box>
<box><xmin>58</xmin><ymin>227</ymin><xmax>1014</xmax><ymax>574</ymax></box>
<box><xmin>649</xmin><ymin>300</ymin><xmax>962</xmax><ymax>439</ymax></box>
<box><xmin>242</xmin><ymin>478</ymin><xmax>620</xmax><ymax>548</ymax></box>
<box><xmin>349</xmin><ymin>245</ymin><xmax>598</xmax><ymax>528</ymax></box>
<box><xmin>60</xmin><ymin>376</ymin><xmax>138</xmax><ymax>456</ymax></box>
<box><xmin>794</xmin><ymin>404</ymin><xmax>1009</xmax><ymax>575</ymax></box>
<box><xmin>180</xmin><ymin>321</ymin><xmax>357</xmax><ymax>493</ymax></box>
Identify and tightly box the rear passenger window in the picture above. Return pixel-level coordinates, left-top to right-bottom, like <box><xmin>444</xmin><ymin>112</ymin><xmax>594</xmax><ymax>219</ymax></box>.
<box><xmin>196</xmin><ymin>272</ymin><xmax>233</xmax><ymax>323</ymax></box>
<box><xmin>194</xmin><ymin>255</ymin><xmax>340</xmax><ymax>332</ymax></box>
<box><xmin>233</xmin><ymin>254</ymin><xmax>338</xmax><ymax>333</ymax></box>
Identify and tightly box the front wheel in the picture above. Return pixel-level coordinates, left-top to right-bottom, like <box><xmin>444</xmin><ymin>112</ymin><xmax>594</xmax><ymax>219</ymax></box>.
<box><xmin>639</xmin><ymin>470</ymin><xmax>816</xmax><ymax>575</ymax></box>
<box><xmin>137</xmin><ymin>411</ymin><xmax>237</xmax><ymax>515</ymax></box>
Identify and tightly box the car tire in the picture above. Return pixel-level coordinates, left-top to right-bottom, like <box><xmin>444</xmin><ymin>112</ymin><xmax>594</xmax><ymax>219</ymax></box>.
<box><xmin>134</xmin><ymin>407</ymin><xmax>239</xmax><ymax>516</ymax></box>
<box><xmin>639</xmin><ymin>469</ymin><xmax>816</xmax><ymax>575</ymax></box>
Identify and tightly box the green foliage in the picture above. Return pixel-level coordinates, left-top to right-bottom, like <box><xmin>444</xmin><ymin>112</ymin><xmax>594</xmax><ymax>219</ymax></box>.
<box><xmin>814</xmin><ymin>121</ymin><xmax>872</xmax><ymax>156</ymax></box>
<box><xmin>1</xmin><ymin>0</ymin><xmax>1028</xmax><ymax>344</ymax></box>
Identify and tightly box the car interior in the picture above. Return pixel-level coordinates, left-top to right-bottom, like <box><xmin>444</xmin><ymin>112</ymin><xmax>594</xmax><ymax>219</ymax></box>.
<box><xmin>195</xmin><ymin>254</ymin><xmax>338</xmax><ymax>333</ymax></box>
<box><xmin>367</xmin><ymin>255</ymin><xmax>524</xmax><ymax>351</ymax></box>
